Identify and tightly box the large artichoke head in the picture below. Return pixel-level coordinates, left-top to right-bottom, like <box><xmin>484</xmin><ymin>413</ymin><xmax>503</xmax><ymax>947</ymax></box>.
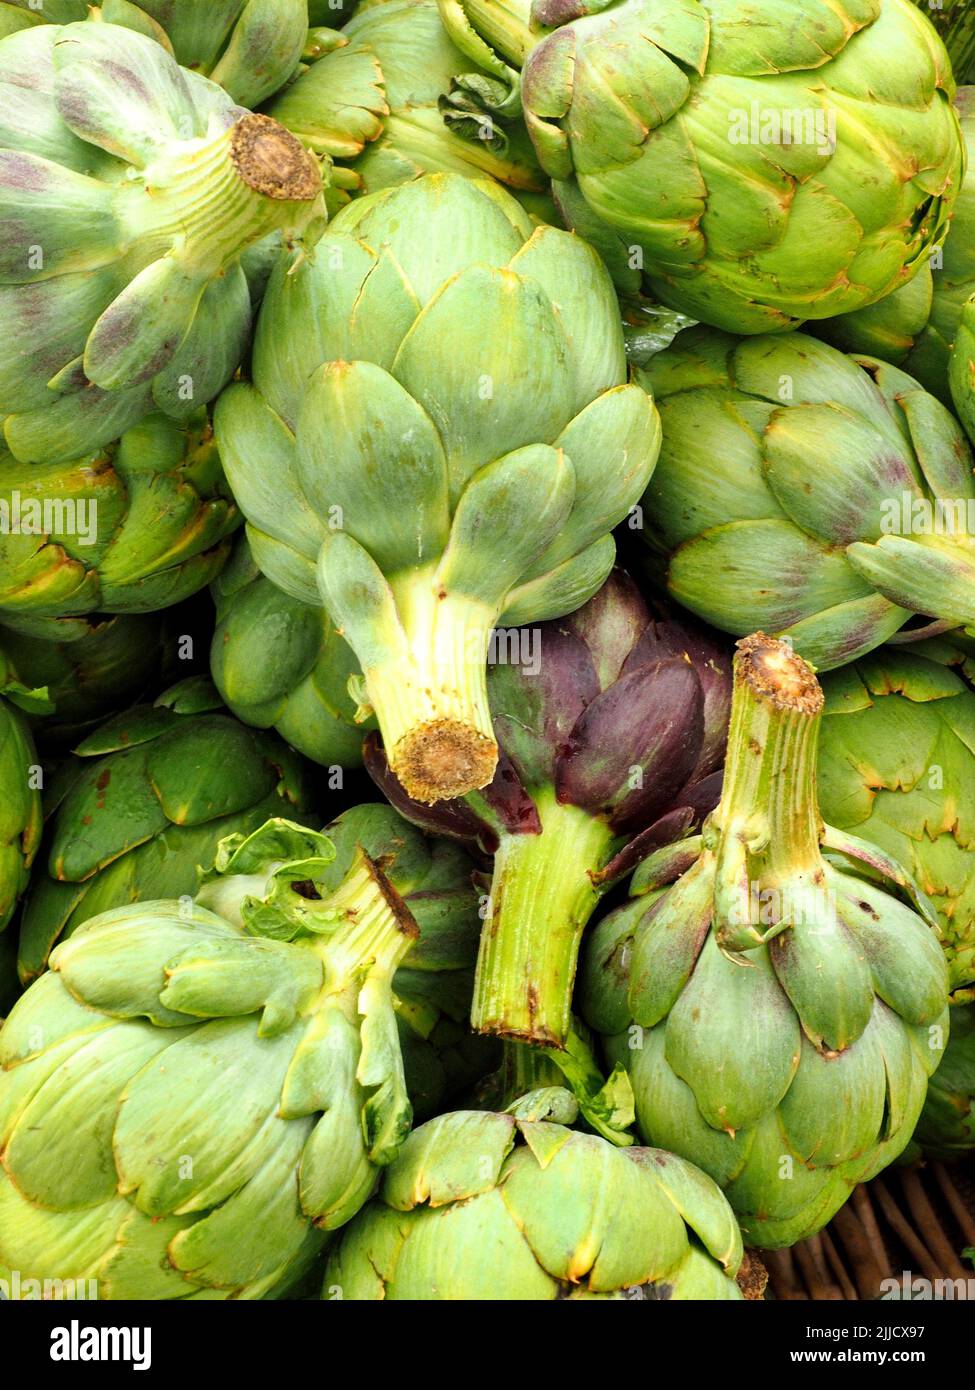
<box><xmin>437</xmin><ymin>0</ymin><xmax>963</xmax><ymax>333</ymax></box>
<box><xmin>17</xmin><ymin>679</ymin><xmax>315</xmax><ymax>982</ymax></box>
<box><xmin>0</xmin><ymin>818</ymin><xmax>429</xmax><ymax>1299</ymax></box>
<box><xmin>215</xmin><ymin>172</ymin><xmax>660</xmax><ymax>806</ymax></box>
<box><xmin>639</xmin><ymin>327</ymin><xmax>975</xmax><ymax>670</ymax></box>
<box><xmin>324</xmin><ymin>1086</ymin><xmax>745</xmax><ymax>1299</ymax></box>
<box><xmin>265</xmin><ymin>0</ymin><xmax>548</xmax><ymax>198</ymax></box>
<box><xmin>0</xmin><ymin>0</ymin><xmax>309</xmax><ymax>106</ymax></box>
<box><xmin>819</xmin><ymin>646</ymin><xmax>975</xmax><ymax>1001</ymax></box>
<box><xmin>367</xmin><ymin>569</ymin><xmax>731</xmax><ymax>1047</ymax></box>
<box><xmin>579</xmin><ymin>634</ymin><xmax>950</xmax><ymax>1248</ymax></box>
<box><xmin>0</xmin><ymin>21</ymin><xmax>325</xmax><ymax>465</ymax></box>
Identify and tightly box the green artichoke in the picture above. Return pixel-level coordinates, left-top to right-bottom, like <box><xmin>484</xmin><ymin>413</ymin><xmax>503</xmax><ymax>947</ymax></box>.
<box><xmin>0</xmin><ymin>21</ymin><xmax>325</xmax><ymax>465</ymax></box>
<box><xmin>17</xmin><ymin>678</ymin><xmax>314</xmax><ymax>983</ymax></box>
<box><xmin>0</xmin><ymin>1</ymin><xmax>309</xmax><ymax>105</ymax></box>
<box><xmin>818</xmin><ymin>646</ymin><xmax>975</xmax><ymax>1001</ymax></box>
<box><xmin>266</xmin><ymin>0</ymin><xmax>547</xmax><ymax>199</ymax></box>
<box><xmin>0</xmin><ymin>412</ymin><xmax>240</xmax><ymax>637</ymax></box>
<box><xmin>818</xmin><ymin>88</ymin><xmax>975</xmax><ymax>405</ymax></box>
<box><xmin>638</xmin><ymin>327</ymin><xmax>975</xmax><ymax>670</ymax></box>
<box><xmin>211</xmin><ymin>537</ymin><xmax>372</xmax><ymax>770</ymax></box>
<box><xmin>911</xmin><ymin>1003</ymin><xmax>975</xmax><ymax>1157</ymax></box>
<box><xmin>436</xmin><ymin>0</ymin><xmax>962</xmax><ymax>334</ymax></box>
<box><xmin>215</xmin><ymin>171</ymin><xmax>660</xmax><ymax>805</ymax></box>
<box><xmin>0</xmin><ymin>819</ymin><xmax>426</xmax><ymax>1298</ymax></box>
<box><xmin>324</xmin><ymin>1085</ymin><xmax>745</xmax><ymax>1299</ymax></box>
<box><xmin>580</xmin><ymin>633</ymin><xmax>950</xmax><ymax>1248</ymax></box>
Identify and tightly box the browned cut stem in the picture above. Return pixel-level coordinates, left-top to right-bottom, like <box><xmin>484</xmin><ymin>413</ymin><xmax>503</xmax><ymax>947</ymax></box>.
<box><xmin>230</xmin><ymin>113</ymin><xmax>322</xmax><ymax>200</ymax></box>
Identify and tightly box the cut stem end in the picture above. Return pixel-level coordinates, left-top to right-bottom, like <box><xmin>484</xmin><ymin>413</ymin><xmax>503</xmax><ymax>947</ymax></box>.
<box><xmin>391</xmin><ymin>720</ymin><xmax>498</xmax><ymax>804</ymax></box>
<box><xmin>735</xmin><ymin>632</ymin><xmax>823</xmax><ymax>713</ymax></box>
<box><xmin>230</xmin><ymin>113</ymin><xmax>322</xmax><ymax>202</ymax></box>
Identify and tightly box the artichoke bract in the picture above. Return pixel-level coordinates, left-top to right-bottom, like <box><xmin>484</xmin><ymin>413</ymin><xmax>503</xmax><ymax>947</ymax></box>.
<box><xmin>638</xmin><ymin>328</ymin><xmax>975</xmax><ymax>670</ymax></box>
<box><xmin>211</xmin><ymin>538</ymin><xmax>372</xmax><ymax>771</ymax></box>
<box><xmin>910</xmin><ymin>1003</ymin><xmax>975</xmax><ymax>1158</ymax></box>
<box><xmin>0</xmin><ymin>819</ymin><xmax>427</xmax><ymax>1299</ymax></box>
<box><xmin>265</xmin><ymin>0</ymin><xmax>548</xmax><ymax>199</ymax></box>
<box><xmin>0</xmin><ymin>650</ymin><xmax>42</xmax><ymax>935</ymax></box>
<box><xmin>579</xmin><ymin>634</ymin><xmax>950</xmax><ymax>1248</ymax></box>
<box><xmin>324</xmin><ymin>1085</ymin><xmax>745</xmax><ymax>1300</ymax></box>
<box><xmin>818</xmin><ymin>88</ymin><xmax>975</xmax><ymax>406</ymax></box>
<box><xmin>368</xmin><ymin>570</ymin><xmax>730</xmax><ymax>1047</ymax></box>
<box><xmin>0</xmin><ymin>21</ymin><xmax>325</xmax><ymax>465</ymax></box>
<box><xmin>818</xmin><ymin>646</ymin><xmax>975</xmax><ymax>1001</ymax></box>
<box><xmin>436</xmin><ymin>0</ymin><xmax>962</xmax><ymax>334</ymax></box>
<box><xmin>17</xmin><ymin>678</ymin><xmax>314</xmax><ymax>983</ymax></box>
<box><xmin>1</xmin><ymin>615</ymin><xmax>174</xmax><ymax>749</ymax></box>
<box><xmin>215</xmin><ymin>172</ymin><xmax>660</xmax><ymax>805</ymax></box>
<box><xmin>0</xmin><ymin>413</ymin><xmax>239</xmax><ymax>638</ymax></box>
<box><xmin>910</xmin><ymin>0</ymin><xmax>975</xmax><ymax>83</ymax></box>
<box><xmin>1</xmin><ymin>0</ymin><xmax>309</xmax><ymax>106</ymax></box>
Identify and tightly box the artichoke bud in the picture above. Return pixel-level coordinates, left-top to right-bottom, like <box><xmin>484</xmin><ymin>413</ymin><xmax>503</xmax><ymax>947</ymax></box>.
<box><xmin>0</xmin><ymin>812</ymin><xmax>432</xmax><ymax>1296</ymax></box>
<box><xmin>323</xmin><ymin>1086</ymin><xmax>747</xmax><ymax>1300</ymax></box>
<box><xmin>0</xmin><ymin>22</ymin><xmax>325</xmax><ymax>465</ymax></box>
<box><xmin>640</xmin><ymin>327</ymin><xmax>975</xmax><ymax>667</ymax></box>
<box><xmin>215</xmin><ymin>173</ymin><xmax>660</xmax><ymax>806</ymax></box>
<box><xmin>452</xmin><ymin>0</ymin><xmax>963</xmax><ymax>332</ymax></box>
<box><xmin>581</xmin><ymin>632</ymin><xmax>951</xmax><ymax>1248</ymax></box>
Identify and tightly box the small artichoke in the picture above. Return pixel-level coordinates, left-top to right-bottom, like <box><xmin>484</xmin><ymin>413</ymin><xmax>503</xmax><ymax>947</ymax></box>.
<box><xmin>17</xmin><ymin>679</ymin><xmax>314</xmax><ymax>982</ymax></box>
<box><xmin>215</xmin><ymin>172</ymin><xmax>660</xmax><ymax>804</ymax></box>
<box><xmin>0</xmin><ymin>21</ymin><xmax>324</xmax><ymax>464</ymax></box>
<box><xmin>368</xmin><ymin>569</ymin><xmax>730</xmax><ymax>1047</ymax></box>
<box><xmin>437</xmin><ymin>0</ymin><xmax>962</xmax><ymax>333</ymax></box>
<box><xmin>580</xmin><ymin>634</ymin><xmax>949</xmax><ymax>1248</ymax></box>
<box><xmin>638</xmin><ymin>328</ymin><xmax>975</xmax><ymax>670</ymax></box>
<box><xmin>324</xmin><ymin>1086</ymin><xmax>745</xmax><ymax>1300</ymax></box>
<box><xmin>211</xmin><ymin>537</ymin><xmax>372</xmax><ymax>771</ymax></box>
<box><xmin>0</xmin><ymin>413</ymin><xmax>238</xmax><ymax>637</ymax></box>
<box><xmin>0</xmin><ymin>819</ymin><xmax>427</xmax><ymax>1298</ymax></box>
<box><xmin>818</xmin><ymin>645</ymin><xmax>975</xmax><ymax>1001</ymax></box>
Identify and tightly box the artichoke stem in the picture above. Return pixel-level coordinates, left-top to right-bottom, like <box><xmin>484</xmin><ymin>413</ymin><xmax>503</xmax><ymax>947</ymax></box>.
<box><xmin>369</xmin><ymin>578</ymin><xmax>499</xmax><ymax>804</ymax></box>
<box><xmin>714</xmin><ymin>633</ymin><xmax>825</xmax><ymax>887</ymax></box>
<box><xmin>320</xmin><ymin>849</ymin><xmax>419</xmax><ymax>985</ymax></box>
<box><xmin>472</xmin><ymin>792</ymin><xmax>616</xmax><ymax>1047</ymax></box>
<box><xmin>122</xmin><ymin>113</ymin><xmax>322</xmax><ymax>271</ymax></box>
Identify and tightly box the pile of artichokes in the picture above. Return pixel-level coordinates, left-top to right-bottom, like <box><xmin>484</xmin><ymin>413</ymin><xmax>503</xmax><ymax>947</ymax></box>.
<box><xmin>1</xmin><ymin>0</ymin><xmax>975</xmax><ymax>1306</ymax></box>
